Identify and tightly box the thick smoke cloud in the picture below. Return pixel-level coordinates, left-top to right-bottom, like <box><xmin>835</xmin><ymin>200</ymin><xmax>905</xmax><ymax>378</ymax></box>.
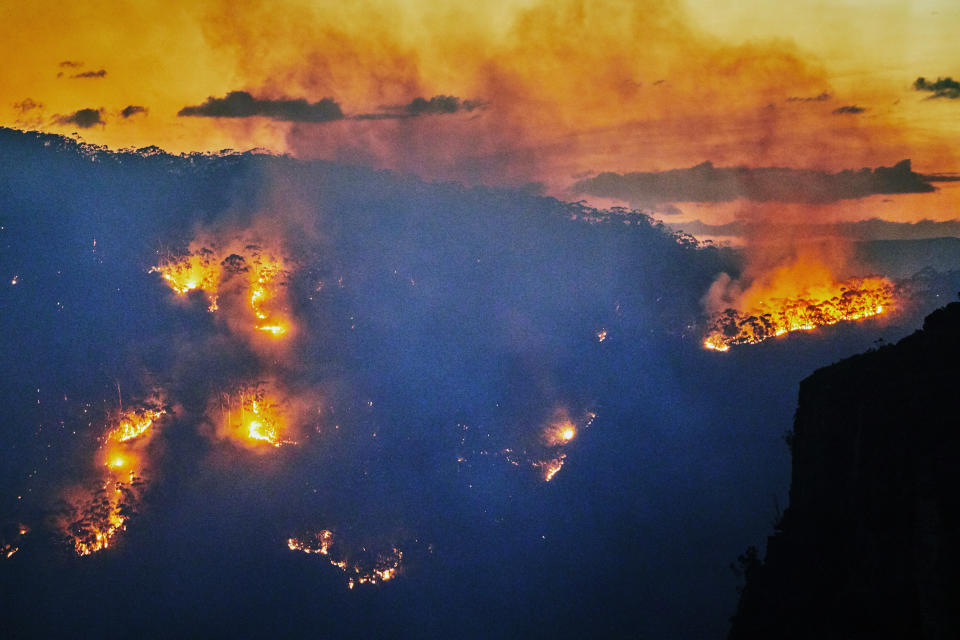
<box><xmin>574</xmin><ymin>159</ymin><xmax>934</xmax><ymax>205</ymax></box>
<box><xmin>913</xmin><ymin>76</ymin><xmax>960</xmax><ymax>99</ymax></box>
<box><xmin>54</xmin><ymin>108</ymin><xmax>104</xmax><ymax>128</ymax></box>
<box><xmin>178</xmin><ymin>90</ymin><xmax>344</xmax><ymax>122</ymax></box>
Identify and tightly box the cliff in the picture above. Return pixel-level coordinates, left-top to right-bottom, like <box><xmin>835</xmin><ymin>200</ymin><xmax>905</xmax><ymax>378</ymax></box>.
<box><xmin>729</xmin><ymin>300</ymin><xmax>960</xmax><ymax>640</ymax></box>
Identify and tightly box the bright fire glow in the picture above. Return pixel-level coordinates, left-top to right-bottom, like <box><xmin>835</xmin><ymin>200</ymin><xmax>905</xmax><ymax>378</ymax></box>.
<box><xmin>704</xmin><ymin>276</ymin><xmax>896</xmax><ymax>352</ymax></box>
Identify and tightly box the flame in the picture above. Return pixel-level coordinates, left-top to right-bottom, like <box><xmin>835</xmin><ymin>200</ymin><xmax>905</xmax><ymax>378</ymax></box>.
<box><xmin>596</xmin><ymin>329</ymin><xmax>608</xmax><ymax>342</ymax></box>
<box><xmin>288</xmin><ymin>529</ymin><xmax>403</xmax><ymax>589</ymax></box>
<box><xmin>704</xmin><ymin>275</ymin><xmax>896</xmax><ymax>351</ymax></box>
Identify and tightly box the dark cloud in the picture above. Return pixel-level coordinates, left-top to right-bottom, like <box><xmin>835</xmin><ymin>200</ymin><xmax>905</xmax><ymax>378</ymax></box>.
<box><xmin>786</xmin><ymin>92</ymin><xmax>831</xmax><ymax>103</ymax></box>
<box><xmin>574</xmin><ymin>159</ymin><xmax>935</xmax><ymax>205</ymax></box>
<box><xmin>120</xmin><ymin>105</ymin><xmax>148</xmax><ymax>118</ymax></box>
<box><xmin>354</xmin><ymin>95</ymin><xmax>485</xmax><ymax>120</ymax></box>
<box><xmin>70</xmin><ymin>69</ymin><xmax>107</xmax><ymax>79</ymax></box>
<box><xmin>54</xmin><ymin>108</ymin><xmax>105</xmax><ymax>129</ymax></box>
<box><xmin>832</xmin><ymin>105</ymin><xmax>865</xmax><ymax>114</ymax></box>
<box><xmin>58</xmin><ymin>60</ymin><xmax>83</xmax><ymax>68</ymax></box>
<box><xmin>177</xmin><ymin>91</ymin><xmax>343</xmax><ymax>122</ymax></box>
<box><xmin>913</xmin><ymin>76</ymin><xmax>960</xmax><ymax>99</ymax></box>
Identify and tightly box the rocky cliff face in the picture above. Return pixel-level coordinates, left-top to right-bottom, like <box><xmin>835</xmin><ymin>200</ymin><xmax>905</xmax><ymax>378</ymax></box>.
<box><xmin>729</xmin><ymin>301</ymin><xmax>960</xmax><ymax>640</ymax></box>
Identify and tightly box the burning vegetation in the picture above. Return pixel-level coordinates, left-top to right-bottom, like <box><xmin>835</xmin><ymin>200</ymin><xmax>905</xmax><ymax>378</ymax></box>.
<box><xmin>288</xmin><ymin>529</ymin><xmax>403</xmax><ymax>589</ymax></box>
<box><xmin>704</xmin><ymin>276</ymin><xmax>896</xmax><ymax>351</ymax></box>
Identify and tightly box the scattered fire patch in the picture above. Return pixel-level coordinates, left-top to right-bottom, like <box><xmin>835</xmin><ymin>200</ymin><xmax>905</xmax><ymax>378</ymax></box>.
<box><xmin>288</xmin><ymin>529</ymin><xmax>403</xmax><ymax>589</ymax></box>
<box><xmin>704</xmin><ymin>276</ymin><xmax>896</xmax><ymax>352</ymax></box>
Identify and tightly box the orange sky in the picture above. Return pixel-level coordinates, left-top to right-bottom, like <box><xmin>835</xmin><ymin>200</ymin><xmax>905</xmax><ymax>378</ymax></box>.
<box><xmin>2</xmin><ymin>0</ymin><xmax>959</xmax><ymax>193</ymax></box>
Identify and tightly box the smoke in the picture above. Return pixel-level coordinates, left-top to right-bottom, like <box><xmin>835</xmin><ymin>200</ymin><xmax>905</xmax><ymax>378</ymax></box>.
<box><xmin>187</xmin><ymin>0</ymin><xmax>907</xmax><ymax>188</ymax></box>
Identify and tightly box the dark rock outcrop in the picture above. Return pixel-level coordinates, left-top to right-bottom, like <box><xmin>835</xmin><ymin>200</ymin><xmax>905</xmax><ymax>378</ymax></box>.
<box><xmin>729</xmin><ymin>301</ymin><xmax>960</xmax><ymax>640</ymax></box>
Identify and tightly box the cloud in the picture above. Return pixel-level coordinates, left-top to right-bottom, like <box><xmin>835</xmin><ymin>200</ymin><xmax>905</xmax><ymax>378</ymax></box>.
<box><xmin>55</xmin><ymin>108</ymin><xmax>105</xmax><ymax>128</ymax></box>
<box><xmin>70</xmin><ymin>69</ymin><xmax>107</xmax><ymax>79</ymax></box>
<box><xmin>354</xmin><ymin>95</ymin><xmax>485</xmax><ymax>120</ymax></box>
<box><xmin>120</xmin><ymin>105</ymin><xmax>148</xmax><ymax>118</ymax></box>
<box><xmin>669</xmin><ymin>218</ymin><xmax>960</xmax><ymax>242</ymax></box>
<box><xmin>832</xmin><ymin>105</ymin><xmax>865</xmax><ymax>114</ymax></box>
<box><xmin>178</xmin><ymin>91</ymin><xmax>343</xmax><ymax>122</ymax></box>
<box><xmin>786</xmin><ymin>92</ymin><xmax>831</xmax><ymax>103</ymax></box>
<box><xmin>913</xmin><ymin>76</ymin><xmax>960</xmax><ymax>99</ymax></box>
<box><xmin>573</xmin><ymin>159</ymin><xmax>935</xmax><ymax>205</ymax></box>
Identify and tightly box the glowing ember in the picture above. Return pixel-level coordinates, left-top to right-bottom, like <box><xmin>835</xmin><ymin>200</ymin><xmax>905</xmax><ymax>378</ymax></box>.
<box><xmin>288</xmin><ymin>530</ymin><xmax>403</xmax><ymax>589</ymax></box>
<box><xmin>10</xmin><ymin>275</ymin><xmax>18</xmax><ymax>285</ymax></box>
<box><xmin>596</xmin><ymin>328</ymin><xmax>607</xmax><ymax>342</ymax></box>
<box><xmin>1</xmin><ymin>524</ymin><xmax>29</xmax><ymax>560</ymax></box>
<box><xmin>704</xmin><ymin>276</ymin><xmax>895</xmax><ymax>351</ymax></box>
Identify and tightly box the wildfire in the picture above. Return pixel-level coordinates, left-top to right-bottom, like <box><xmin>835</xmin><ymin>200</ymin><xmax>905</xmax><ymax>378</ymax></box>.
<box><xmin>60</xmin><ymin>400</ymin><xmax>166</xmax><ymax>556</ymax></box>
<box><xmin>150</xmin><ymin>249</ymin><xmax>221</xmax><ymax>310</ymax></box>
<box><xmin>288</xmin><ymin>529</ymin><xmax>403</xmax><ymax>589</ymax></box>
<box><xmin>704</xmin><ymin>276</ymin><xmax>896</xmax><ymax>351</ymax></box>
<box><xmin>533</xmin><ymin>455</ymin><xmax>566</xmax><ymax>482</ymax></box>
<box><xmin>152</xmin><ymin>241</ymin><xmax>292</xmax><ymax>336</ymax></box>
<box><xmin>63</xmin><ymin>476</ymin><xmax>142</xmax><ymax>556</ymax></box>
<box><xmin>107</xmin><ymin>407</ymin><xmax>165</xmax><ymax>443</ymax></box>
<box><xmin>1</xmin><ymin>524</ymin><xmax>29</xmax><ymax>560</ymax></box>
<box><xmin>219</xmin><ymin>385</ymin><xmax>287</xmax><ymax>448</ymax></box>
<box><xmin>542</xmin><ymin>419</ymin><xmax>577</xmax><ymax>447</ymax></box>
